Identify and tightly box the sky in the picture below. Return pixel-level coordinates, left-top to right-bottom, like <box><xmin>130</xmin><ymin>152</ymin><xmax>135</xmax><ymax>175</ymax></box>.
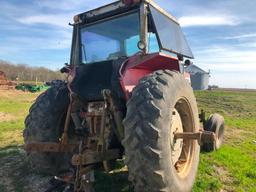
<box><xmin>0</xmin><ymin>0</ymin><xmax>256</xmax><ymax>88</ymax></box>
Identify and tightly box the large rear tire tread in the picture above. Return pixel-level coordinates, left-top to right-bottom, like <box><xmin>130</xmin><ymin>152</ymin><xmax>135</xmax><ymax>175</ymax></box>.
<box><xmin>122</xmin><ymin>70</ymin><xmax>200</xmax><ymax>192</ymax></box>
<box><xmin>23</xmin><ymin>81</ymin><xmax>71</xmax><ymax>175</ymax></box>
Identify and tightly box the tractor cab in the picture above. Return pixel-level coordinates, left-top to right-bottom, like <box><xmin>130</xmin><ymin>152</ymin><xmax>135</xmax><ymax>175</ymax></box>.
<box><xmin>68</xmin><ymin>0</ymin><xmax>193</xmax><ymax>101</ymax></box>
<box><xmin>71</xmin><ymin>0</ymin><xmax>193</xmax><ymax>64</ymax></box>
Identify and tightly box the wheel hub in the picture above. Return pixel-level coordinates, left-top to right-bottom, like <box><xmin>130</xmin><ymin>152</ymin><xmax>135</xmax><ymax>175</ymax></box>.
<box><xmin>170</xmin><ymin>109</ymin><xmax>183</xmax><ymax>164</ymax></box>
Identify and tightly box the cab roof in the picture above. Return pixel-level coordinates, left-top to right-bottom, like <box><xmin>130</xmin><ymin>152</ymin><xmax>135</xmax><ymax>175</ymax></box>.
<box><xmin>75</xmin><ymin>0</ymin><xmax>179</xmax><ymax>25</ymax></box>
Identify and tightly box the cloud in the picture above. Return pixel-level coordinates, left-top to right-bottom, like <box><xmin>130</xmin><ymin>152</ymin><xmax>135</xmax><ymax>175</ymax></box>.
<box><xmin>194</xmin><ymin>45</ymin><xmax>256</xmax><ymax>72</ymax></box>
<box><xmin>223</xmin><ymin>33</ymin><xmax>256</xmax><ymax>40</ymax></box>
<box><xmin>203</xmin><ymin>63</ymin><xmax>256</xmax><ymax>73</ymax></box>
<box><xmin>36</xmin><ymin>0</ymin><xmax>113</xmax><ymax>11</ymax></box>
<box><xmin>210</xmin><ymin>72</ymin><xmax>256</xmax><ymax>89</ymax></box>
<box><xmin>17</xmin><ymin>14</ymin><xmax>73</xmax><ymax>28</ymax></box>
<box><xmin>179</xmin><ymin>15</ymin><xmax>239</xmax><ymax>27</ymax></box>
<box><xmin>193</xmin><ymin>45</ymin><xmax>256</xmax><ymax>88</ymax></box>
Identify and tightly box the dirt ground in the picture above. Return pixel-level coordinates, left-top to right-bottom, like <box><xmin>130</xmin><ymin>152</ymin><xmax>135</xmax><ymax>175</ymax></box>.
<box><xmin>0</xmin><ymin>149</ymin><xmax>50</xmax><ymax>192</ymax></box>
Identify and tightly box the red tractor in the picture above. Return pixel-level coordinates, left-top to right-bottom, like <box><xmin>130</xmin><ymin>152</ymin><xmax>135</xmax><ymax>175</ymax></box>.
<box><xmin>24</xmin><ymin>0</ymin><xmax>225</xmax><ymax>191</ymax></box>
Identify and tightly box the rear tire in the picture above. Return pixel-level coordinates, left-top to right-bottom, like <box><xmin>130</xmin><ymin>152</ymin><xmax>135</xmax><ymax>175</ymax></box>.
<box><xmin>122</xmin><ymin>70</ymin><xmax>200</xmax><ymax>192</ymax></box>
<box><xmin>23</xmin><ymin>82</ymin><xmax>71</xmax><ymax>175</ymax></box>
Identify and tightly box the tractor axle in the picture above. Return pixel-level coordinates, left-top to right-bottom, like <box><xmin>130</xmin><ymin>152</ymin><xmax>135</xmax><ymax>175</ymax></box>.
<box><xmin>174</xmin><ymin>131</ymin><xmax>216</xmax><ymax>145</ymax></box>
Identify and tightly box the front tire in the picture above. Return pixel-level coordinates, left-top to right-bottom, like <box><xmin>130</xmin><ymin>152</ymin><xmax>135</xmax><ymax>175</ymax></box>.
<box><xmin>122</xmin><ymin>70</ymin><xmax>200</xmax><ymax>192</ymax></box>
<box><xmin>202</xmin><ymin>113</ymin><xmax>225</xmax><ymax>152</ymax></box>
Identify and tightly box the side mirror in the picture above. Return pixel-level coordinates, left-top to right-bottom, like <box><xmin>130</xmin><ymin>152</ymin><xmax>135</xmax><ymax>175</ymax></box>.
<box><xmin>184</xmin><ymin>59</ymin><xmax>192</xmax><ymax>67</ymax></box>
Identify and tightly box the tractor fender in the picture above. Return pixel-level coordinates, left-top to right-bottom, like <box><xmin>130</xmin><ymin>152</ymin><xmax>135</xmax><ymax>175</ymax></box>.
<box><xmin>119</xmin><ymin>52</ymin><xmax>180</xmax><ymax>98</ymax></box>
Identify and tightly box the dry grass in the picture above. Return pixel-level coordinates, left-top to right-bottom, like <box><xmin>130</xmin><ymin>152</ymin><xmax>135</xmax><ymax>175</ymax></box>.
<box><xmin>0</xmin><ymin>112</ymin><xmax>16</xmax><ymax>122</ymax></box>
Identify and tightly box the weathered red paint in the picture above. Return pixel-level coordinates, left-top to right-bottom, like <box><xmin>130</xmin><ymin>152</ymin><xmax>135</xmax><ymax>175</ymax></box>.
<box><xmin>119</xmin><ymin>52</ymin><xmax>180</xmax><ymax>99</ymax></box>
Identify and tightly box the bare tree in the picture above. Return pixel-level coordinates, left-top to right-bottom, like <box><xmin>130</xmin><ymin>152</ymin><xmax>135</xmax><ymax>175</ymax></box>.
<box><xmin>0</xmin><ymin>60</ymin><xmax>65</xmax><ymax>82</ymax></box>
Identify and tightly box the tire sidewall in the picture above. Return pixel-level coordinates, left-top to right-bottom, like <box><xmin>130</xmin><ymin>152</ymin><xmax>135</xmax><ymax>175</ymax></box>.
<box><xmin>206</xmin><ymin>114</ymin><xmax>225</xmax><ymax>150</ymax></box>
<box><xmin>159</xmin><ymin>76</ymin><xmax>200</xmax><ymax>192</ymax></box>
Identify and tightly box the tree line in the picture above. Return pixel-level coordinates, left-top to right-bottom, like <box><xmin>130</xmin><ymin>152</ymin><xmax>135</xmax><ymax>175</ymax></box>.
<box><xmin>0</xmin><ymin>60</ymin><xmax>64</xmax><ymax>82</ymax></box>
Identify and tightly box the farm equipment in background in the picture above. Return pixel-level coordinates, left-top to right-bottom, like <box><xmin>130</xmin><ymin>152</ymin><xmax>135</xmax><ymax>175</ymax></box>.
<box><xmin>23</xmin><ymin>0</ymin><xmax>225</xmax><ymax>191</ymax></box>
<box><xmin>15</xmin><ymin>80</ymin><xmax>62</xmax><ymax>93</ymax></box>
<box><xmin>15</xmin><ymin>83</ymin><xmax>49</xmax><ymax>93</ymax></box>
<box><xmin>0</xmin><ymin>71</ymin><xmax>17</xmax><ymax>90</ymax></box>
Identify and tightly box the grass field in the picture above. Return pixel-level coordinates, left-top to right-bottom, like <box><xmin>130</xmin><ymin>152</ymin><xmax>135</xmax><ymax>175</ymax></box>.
<box><xmin>0</xmin><ymin>89</ymin><xmax>255</xmax><ymax>192</ymax></box>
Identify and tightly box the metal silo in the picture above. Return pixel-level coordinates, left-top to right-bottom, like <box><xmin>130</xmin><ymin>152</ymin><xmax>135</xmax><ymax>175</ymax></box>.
<box><xmin>185</xmin><ymin>65</ymin><xmax>210</xmax><ymax>90</ymax></box>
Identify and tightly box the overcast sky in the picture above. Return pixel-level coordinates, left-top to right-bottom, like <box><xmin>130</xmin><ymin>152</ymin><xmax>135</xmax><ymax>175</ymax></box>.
<box><xmin>0</xmin><ymin>0</ymin><xmax>256</xmax><ymax>88</ymax></box>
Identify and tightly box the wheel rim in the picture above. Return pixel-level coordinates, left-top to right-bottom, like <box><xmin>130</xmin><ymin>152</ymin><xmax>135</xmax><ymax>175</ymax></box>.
<box><xmin>170</xmin><ymin>108</ymin><xmax>183</xmax><ymax>165</ymax></box>
<box><xmin>170</xmin><ymin>98</ymin><xmax>196</xmax><ymax>178</ymax></box>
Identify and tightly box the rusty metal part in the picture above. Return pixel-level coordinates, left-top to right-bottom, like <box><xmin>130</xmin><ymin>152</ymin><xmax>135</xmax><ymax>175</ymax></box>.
<box><xmin>96</xmin><ymin>94</ymin><xmax>108</xmax><ymax>152</ymax></box>
<box><xmin>71</xmin><ymin>149</ymin><xmax>120</xmax><ymax>166</ymax></box>
<box><xmin>80</xmin><ymin>111</ymin><xmax>103</xmax><ymax>117</ymax></box>
<box><xmin>72</xmin><ymin>96</ymin><xmax>116</xmax><ymax>190</ymax></box>
<box><xmin>23</xmin><ymin>90</ymin><xmax>122</xmax><ymax>192</ymax></box>
<box><xmin>23</xmin><ymin>89</ymin><xmax>122</xmax><ymax>190</ymax></box>
<box><xmin>140</xmin><ymin>2</ymin><xmax>148</xmax><ymax>54</ymax></box>
<box><xmin>102</xmin><ymin>89</ymin><xmax>124</xmax><ymax>140</ymax></box>
<box><xmin>102</xmin><ymin>115</ymin><xmax>113</xmax><ymax>172</ymax></box>
<box><xmin>60</xmin><ymin>78</ymin><xmax>77</xmax><ymax>144</ymax></box>
<box><xmin>24</xmin><ymin>142</ymin><xmax>79</xmax><ymax>153</ymax></box>
<box><xmin>79</xmin><ymin>1</ymin><xmax>127</xmax><ymax>20</ymax></box>
<box><xmin>54</xmin><ymin>174</ymin><xmax>74</xmax><ymax>184</ymax></box>
<box><xmin>174</xmin><ymin>131</ymin><xmax>216</xmax><ymax>145</ymax></box>
<box><xmin>73</xmin><ymin>15</ymin><xmax>81</xmax><ymax>24</ymax></box>
<box><xmin>61</xmin><ymin>100</ymin><xmax>72</xmax><ymax>144</ymax></box>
